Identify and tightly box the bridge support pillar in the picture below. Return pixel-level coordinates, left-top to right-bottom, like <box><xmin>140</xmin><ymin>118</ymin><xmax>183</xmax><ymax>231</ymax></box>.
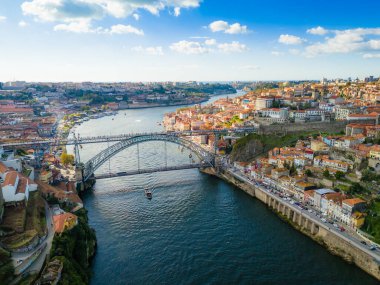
<box><xmin>75</xmin><ymin>164</ymin><xmax>85</xmax><ymax>192</ymax></box>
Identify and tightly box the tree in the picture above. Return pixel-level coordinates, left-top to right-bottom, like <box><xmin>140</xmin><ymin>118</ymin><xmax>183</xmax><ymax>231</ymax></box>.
<box><xmin>323</xmin><ymin>169</ymin><xmax>330</xmax><ymax>178</ymax></box>
<box><xmin>61</xmin><ymin>152</ymin><xmax>74</xmax><ymax>166</ymax></box>
<box><xmin>305</xmin><ymin>169</ymin><xmax>313</xmax><ymax>177</ymax></box>
<box><xmin>335</xmin><ymin>171</ymin><xmax>345</xmax><ymax>180</ymax></box>
<box><xmin>349</xmin><ymin>182</ymin><xmax>366</xmax><ymax>195</ymax></box>
<box><xmin>289</xmin><ymin>164</ymin><xmax>297</xmax><ymax>175</ymax></box>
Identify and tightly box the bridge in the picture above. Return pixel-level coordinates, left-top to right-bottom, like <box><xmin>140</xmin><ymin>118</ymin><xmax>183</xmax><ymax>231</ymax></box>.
<box><xmin>1</xmin><ymin>127</ymin><xmax>256</xmax><ymax>183</ymax></box>
<box><xmin>81</xmin><ymin>132</ymin><xmax>216</xmax><ymax>182</ymax></box>
<box><xmin>94</xmin><ymin>163</ymin><xmax>204</xmax><ymax>180</ymax></box>
<box><xmin>0</xmin><ymin>128</ymin><xmax>256</xmax><ymax>148</ymax></box>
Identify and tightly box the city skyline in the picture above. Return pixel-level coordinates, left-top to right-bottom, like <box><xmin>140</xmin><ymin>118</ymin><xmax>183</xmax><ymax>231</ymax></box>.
<box><xmin>1</xmin><ymin>0</ymin><xmax>380</xmax><ymax>82</ymax></box>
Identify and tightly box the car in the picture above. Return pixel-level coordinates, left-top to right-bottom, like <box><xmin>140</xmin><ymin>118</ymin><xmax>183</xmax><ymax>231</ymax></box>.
<box><xmin>308</xmin><ymin>209</ymin><xmax>313</xmax><ymax>213</ymax></box>
<box><xmin>339</xmin><ymin>227</ymin><xmax>345</xmax><ymax>232</ymax></box>
<box><xmin>333</xmin><ymin>223</ymin><xmax>338</xmax><ymax>228</ymax></box>
<box><xmin>321</xmin><ymin>218</ymin><xmax>327</xmax><ymax>223</ymax></box>
<box><xmin>361</xmin><ymin>241</ymin><xmax>367</xmax><ymax>245</ymax></box>
<box><xmin>370</xmin><ymin>245</ymin><xmax>376</xmax><ymax>251</ymax></box>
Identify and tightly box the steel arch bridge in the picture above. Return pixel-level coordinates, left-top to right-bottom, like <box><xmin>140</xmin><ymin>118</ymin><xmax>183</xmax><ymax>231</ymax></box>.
<box><xmin>82</xmin><ymin>133</ymin><xmax>215</xmax><ymax>182</ymax></box>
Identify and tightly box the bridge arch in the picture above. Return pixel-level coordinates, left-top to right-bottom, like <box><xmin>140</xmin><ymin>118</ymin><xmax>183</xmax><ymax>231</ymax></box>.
<box><xmin>82</xmin><ymin>133</ymin><xmax>215</xmax><ymax>181</ymax></box>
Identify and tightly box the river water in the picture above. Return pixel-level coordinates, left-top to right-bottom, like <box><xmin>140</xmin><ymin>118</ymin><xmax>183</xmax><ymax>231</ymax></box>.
<box><xmin>70</xmin><ymin>92</ymin><xmax>378</xmax><ymax>285</ymax></box>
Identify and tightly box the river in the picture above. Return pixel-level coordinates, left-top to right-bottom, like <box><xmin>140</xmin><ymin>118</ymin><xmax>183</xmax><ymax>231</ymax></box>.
<box><xmin>70</xmin><ymin>92</ymin><xmax>379</xmax><ymax>285</ymax></box>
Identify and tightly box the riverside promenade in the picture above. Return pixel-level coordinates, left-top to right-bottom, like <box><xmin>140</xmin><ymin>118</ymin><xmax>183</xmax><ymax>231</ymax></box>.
<box><xmin>204</xmin><ymin>165</ymin><xmax>380</xmax><ymax>281</ymax></box>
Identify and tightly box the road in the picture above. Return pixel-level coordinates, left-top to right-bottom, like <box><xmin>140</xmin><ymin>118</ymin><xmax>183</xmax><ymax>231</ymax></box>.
<box><xmin>12</xmin><ymin>201</ymin><xmax>54</xmax><ymax>274</ymax></box>
<box><xmin>225</xmin><ymin>167</ymin><xmax>380</xmax><ymax>262</ymax></box>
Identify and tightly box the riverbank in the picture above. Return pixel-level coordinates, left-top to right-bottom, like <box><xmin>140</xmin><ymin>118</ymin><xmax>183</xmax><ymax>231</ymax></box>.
<box><xmin>201</xmin><ymin>167</ymin><xmax>380</xmax><ymax>281</ymax></box>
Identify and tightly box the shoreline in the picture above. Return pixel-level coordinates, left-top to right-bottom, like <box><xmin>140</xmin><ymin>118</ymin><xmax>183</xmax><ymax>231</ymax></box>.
<box><xmin>201</xmin><ymin>167</ymin><xmax>380</xmax><ymax>282</ymax></box>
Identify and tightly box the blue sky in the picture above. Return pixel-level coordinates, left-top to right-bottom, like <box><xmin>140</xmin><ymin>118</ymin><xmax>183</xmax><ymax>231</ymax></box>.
<box><xmin>0</xmin><ymin>0</ymin><xmax>380</xmax><ymax>82</ymax></box>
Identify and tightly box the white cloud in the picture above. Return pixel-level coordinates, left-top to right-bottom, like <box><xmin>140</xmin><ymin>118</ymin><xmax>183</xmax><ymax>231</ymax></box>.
<box><xmin>271</xmin><ymin>51</ymin><xmax>284</xmax><ymax>56</ymax></box>
<box><xmin>305</xmin><ymin>28</ymin><xmax>380</xmax><ymax>57</ymax></box>
<box><xmin>218</xmin><ymin>41</ymin><xmax>247</xmax><ymax>53</ymax></box>
<box><xmin>205</xmin><ymin>39</ymin><xmax>217</xmax><ymax>46</ymax></box>
<box><xmin>170</xmin><ymin>39</ymin><xmax>248</xmax><ymax>54</ymax></box>
<box><xmin>174</xmin><ymin>7</ymin><xmax>181</xmax><ymax>17</ymax></box>
<box><xmin>289</xmin><ymin>48</ymin><xmax>300</xmax><ymax>55</ymax></box>
<box><xmin>108</xmin><ymin>24</ymin><xmax>144</xmax><ymax>35</ymax></box>
<box><xmin>18</xmin><ymin>21</ymin><xmax>29</xmax><ymax>27</ymax></box>
<box><xmin>21</xmin><ymin>0</ymin><xmax>200</xmax><ymax>22</ymax></box>
<box><xmin>170</xmin><ymin>40</ymin><xmax>210</xmax><ymax>55</ymax></box>
<box><xmin>54</xmin><ymin>20</ymin><xmax>95</xmax><ymax>33</ymax></box>
<box><xmin>0</xmin><ymin>16</ymin><xmax>6</xmax><ymax>22</ymax></box>
<box><xmin>54</xmin><ymin>21</ymin><xmax>143</xmax><ymax>35</ymax></box>
<box><xmin>132</xmin><ymin>46</ymin><xmax>164</xmax><ymax>55</ymax></box>
<box><xmin>209</xmin><ymin>20</ymin><xmax>248</xmax><ymax>34</ymax></box>
<box><xmin>278</xmin><ymin>34</ymin><xmax>304</xmax><ymax>45</ymax></box>
<box><xmin>132</xmin><ymin>13</ymin><xmax>139</xmax><ymax>21</ymax></box>
<box><xmin>369</xmin><ymin>39</ymin><xmax>380</xmax><ymax>49</ymax></box>
<box><xmin>363</xmin><ymin>53</ymin><xmax>380</xmax><ymax>59</ymax></box>
<box><xmin>307</xmin><ymin>26</ymin><xmax>328</xmax><ymax>35</ymax></box>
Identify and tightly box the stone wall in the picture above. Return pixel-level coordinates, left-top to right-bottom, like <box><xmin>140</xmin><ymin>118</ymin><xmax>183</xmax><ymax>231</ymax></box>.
<box><xmin>201</xmin><ymin>167</ymin><xmax>380</xmax><ymax>281</ymax></box>
<box><xmin>317</xmin><ymin>227</ymin><xmax>380</xmax><ymax>280</ymax></box>
<box><xmin>258</xmin><ymin>121</ymin><xmax>348</xmax><ymax>135</ymax></box>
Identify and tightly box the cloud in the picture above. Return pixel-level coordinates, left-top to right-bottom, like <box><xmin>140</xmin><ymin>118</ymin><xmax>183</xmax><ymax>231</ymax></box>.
<box><xmin>54</xmin><ymin>21</ymin><xmax>144</xmax><ymax>35</ymax></box>
<box><xmin>174</xmin><ymin>7</ymin><xmax>181</xmax><ymax>17</ymax></box>
<box><xmin>204</xmin><ymin>39</ymin><xmax>217</xmax><ymax>46</ymax></box>
<box><xmin>132</xmin><ymin>46</ymin><xmax>164</xmax><ymax>56</ymax></box>
<box><xmin>170</xmin><ymin>39</ymin><xmax>248</xmax><ymax>54</ymax></box>
<box><xmin>209</xmin><ymin>20</ymin><xmax>248</xmax><ymax>34</ymax></box>
<box><xmin>278</xmin><ymin>34</ymin><xmax>304</xmax><ymax>45</ymax></box>
<box><xmin>170</xmin><ymin>40</ymin><xmax>210</xmax><ymax>55</ymax></box>
<box><xmin>218</xmin><ymin>41</ymin><xmax>247</xmax><ymax>53</ymax></box>
<box><xmin>21</xmin><ymin>0</ymin><xmax>201</xmax><ymax>21</ymax></box>
<box><xmin>307</xmin><ymin>26</ymin><xmax>328</xmax><ymax>35</ymax></box>
<box><xmin>0</xmin><ymin>16</ymin><xmax>6</xmax><ymax>22</ymax></box>
<box><xmin>54</xmin><ymin>20</ymin><xmax>95</xmax><ymax>33</ymax></box>
<box><xmin>108</xmin><ymin>24</ymin><xmax>143</xmax><ymax>35</ymax></box>
<box><xmin>289</xmin><ymin>48</ymin><xmax>301</xmax><ymax>55</ymax></box>
<box><xmin>363</xmin><ymin>53</ymin><xmax>380</xmax><ymax>59</ymax></box>
<box><xmin>271</xmin><ymin>51</ymin><xmax>284</xmax><ymax>56</ymax></box>
<box><xmin>305</xmin><ymin>28</ymin><xmax>380</xmax><ymax>57</ymax></box>
<box><xmin>18</xmin><ymin>21</ymin><xmax>29</xmax><ymax>27</ymax></box>
<box><xmin>21</xmin><ymin>0</ymin><xmax>200</xmax><ymax>33</ymax></box>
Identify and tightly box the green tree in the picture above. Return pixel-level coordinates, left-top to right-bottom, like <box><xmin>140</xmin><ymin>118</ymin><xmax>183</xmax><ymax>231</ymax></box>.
<box><xmin>323</xmin><ymin>169</ymin><xmax>330</xmax><ymax>178</ymax></box>
<box><xmin>348</xmin><ymin>182</ymin><xmax>366</xmax><ymax>194</ymax></box>
<box><xmin>305</xmin><ymin>169</ymin><xmax>313</xmax><ymax>177</ymax></box>
<box><xmin>335</xmin><ymin>171</ymin><xmax>345</xmax><ymax>180</ymax></box>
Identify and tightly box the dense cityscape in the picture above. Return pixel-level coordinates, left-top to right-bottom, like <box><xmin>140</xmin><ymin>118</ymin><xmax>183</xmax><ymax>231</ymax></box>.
<box><xmin>1</xmin><ymin>77</ymin><xmax>380</xmax><ymax>283</ymax></box>
<box><xmin>2</xmin><ymin>0</ymin><xmax>380</xmax><ymax>284</ymax></box>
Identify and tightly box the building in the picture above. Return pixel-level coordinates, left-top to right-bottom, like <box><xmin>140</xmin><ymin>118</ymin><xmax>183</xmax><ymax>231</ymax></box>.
<box><xmin>255</xmin><ymin>97</ymin><xmax>273</xmax><ymax>110</ymax></box>
<box><xmin>53</xmin><ymin>212</ymin><xmax>78</xmax><ymax>234</ymax></box>
<box><xmin>1</xmin><ymin>170</ymin><xmax>38</xmax><ymax>205</ymax></box>
<box><xmin>369</xmin><ymin>145</ymin><xmax>380</xmax><ymax>160</ymax></box>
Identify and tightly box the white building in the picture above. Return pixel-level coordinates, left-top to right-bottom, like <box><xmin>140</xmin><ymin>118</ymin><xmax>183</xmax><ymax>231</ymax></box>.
<box><xmin>255</xmin><ymin>97</ymin><xmax>273</xmax><ymax>110</ymax></box>
<box><xmin>1</xmin><ymin>170</ymin><xmax>38</xmax><ymax>205</ymax></box>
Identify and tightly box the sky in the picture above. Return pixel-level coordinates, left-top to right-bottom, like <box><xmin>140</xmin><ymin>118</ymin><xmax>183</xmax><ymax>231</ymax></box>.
<box><xmin>0</xmin><ymin>0</ymin><xmax>380</xmax><ymax>82</ymax></box>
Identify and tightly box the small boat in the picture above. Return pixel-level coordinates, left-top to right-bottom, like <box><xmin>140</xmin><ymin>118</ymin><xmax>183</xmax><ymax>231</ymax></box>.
<box><xmin>145</xmin><ymin>189</ymin><xmax>152</xmax><ymax>199</ymax></box>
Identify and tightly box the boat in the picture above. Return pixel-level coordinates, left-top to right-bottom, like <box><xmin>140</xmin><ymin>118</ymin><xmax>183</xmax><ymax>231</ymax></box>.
<box><xmin>145</xmin><ymin>189</ymin><xmax>152</xmax><ymax>199</ymax></box>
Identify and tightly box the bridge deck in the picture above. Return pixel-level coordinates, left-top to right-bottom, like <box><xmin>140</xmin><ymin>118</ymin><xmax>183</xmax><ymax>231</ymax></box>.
<box><xmin>93</xmin><ymin>163</ymin><xmax>203</xmax><ymax>180</ymax></box>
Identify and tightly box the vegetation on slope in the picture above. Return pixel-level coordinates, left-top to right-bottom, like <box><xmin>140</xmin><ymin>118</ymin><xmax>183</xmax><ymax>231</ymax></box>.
<box><xmin>50</xmin><ymin>208</ymin><xmax>96</xmax><ymax>285</ymax></box>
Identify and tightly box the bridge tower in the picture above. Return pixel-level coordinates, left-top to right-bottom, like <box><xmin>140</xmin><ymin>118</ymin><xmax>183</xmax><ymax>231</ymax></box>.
<box><xmin>74</xmin><ymin>135</ymin><xmax>85</xmax><ymax>191</ymax></box>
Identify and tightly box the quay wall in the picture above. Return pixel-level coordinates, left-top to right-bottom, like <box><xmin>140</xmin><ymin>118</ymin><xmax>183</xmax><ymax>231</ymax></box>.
<box><xmin>201</xmin><ymin>167</ymin><xmax>380</xmax><ymax>281</ymax></box>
